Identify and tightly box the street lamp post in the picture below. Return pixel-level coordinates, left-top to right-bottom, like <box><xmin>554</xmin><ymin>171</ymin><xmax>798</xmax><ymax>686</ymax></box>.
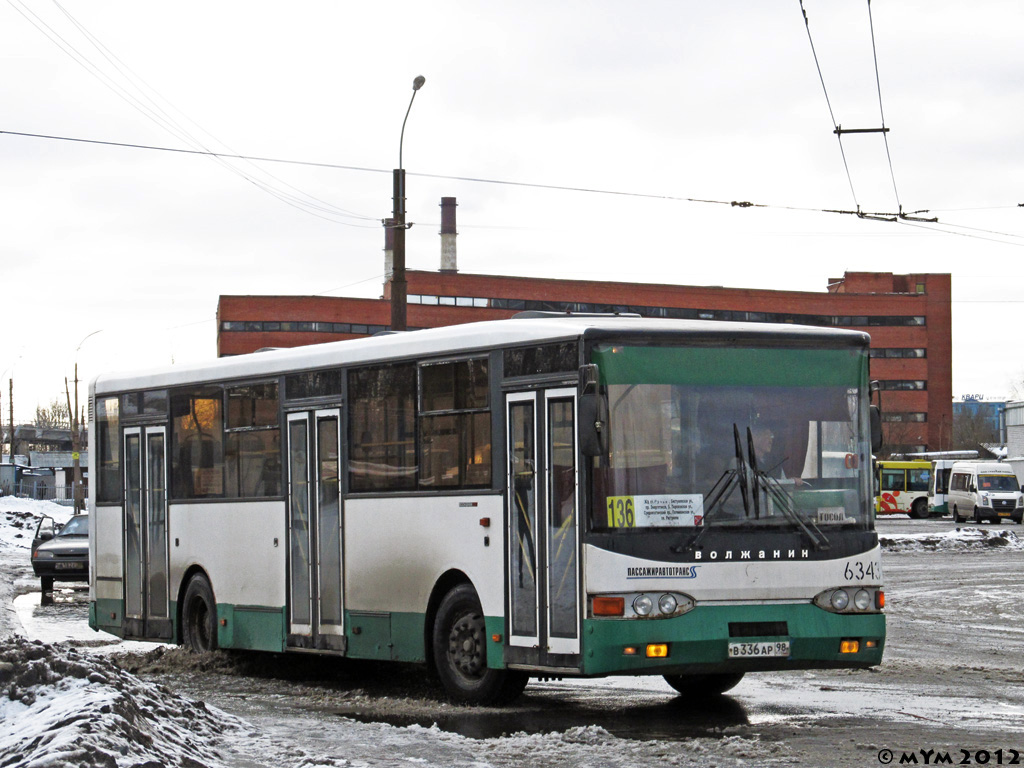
<box><xmin>389</xmin><ymin>75</ymin><xmax>426</xmax><ymax>332</ymax></box>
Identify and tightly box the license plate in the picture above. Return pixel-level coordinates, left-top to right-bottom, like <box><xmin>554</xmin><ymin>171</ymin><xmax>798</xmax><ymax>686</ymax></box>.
<box><xmin>998</xmin><ymin>512</ymin><xmax>1011</xmax><ymax>517</ymax></box>
<box><xmin>728</xmin><ymin>640</ymin><xmax>790</xmax><ymax>658</ymax></box>
<box><xmin>55</xmin><ymin>562</ymin><xmax>84</xmax><ymax>570</ymax></box>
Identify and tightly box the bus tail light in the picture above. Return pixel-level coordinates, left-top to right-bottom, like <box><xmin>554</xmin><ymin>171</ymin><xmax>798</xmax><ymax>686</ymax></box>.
<box><xmin>593</xmin><ymin>596</ymin><xmax>625</xmax><ymax>616</ymax></box>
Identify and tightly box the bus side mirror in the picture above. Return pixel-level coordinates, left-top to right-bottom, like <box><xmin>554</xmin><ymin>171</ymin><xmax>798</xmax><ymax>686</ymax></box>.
<box><xmin>579</xmin><ymin>392</ymin><xmax>608</xmax><ymax>457</ymax></box>
<box><xmin>870</xmin><ymin>405</ymin><xmax>883</xmax><ymax>453</ymax></box>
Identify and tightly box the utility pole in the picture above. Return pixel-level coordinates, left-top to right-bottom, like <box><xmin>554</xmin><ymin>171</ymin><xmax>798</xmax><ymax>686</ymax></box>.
<box><xmin>8</xmin><ymin>379</ymin><xmax>14</xmax><ymax>462</ymax></box>
<box><xmin>65</xmin><ymin>373</ymin><xmax>82</xmax><ymax>512</ymax></box>
<box><xmin>391</xmin><ymin>170</ymin><xmax>408</xmax><ymax>331</ymax></box>
<box><xmin>73</xmin><ymin>363</ymin><xmax>82</xmax><ymax>513</ymax></box>
<box><xmin>388</xmin><ymin>75</ymin><xmax>425</xmax><ymax>332</ymax></box>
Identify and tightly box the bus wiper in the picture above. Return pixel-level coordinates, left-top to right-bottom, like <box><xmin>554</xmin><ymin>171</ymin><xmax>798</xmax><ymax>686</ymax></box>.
<box><xmin>673</xmin><ymin>424</ymin><xmax>753</xmax><ymax>552</ymax></box>
<box><xmin>745</xmin><ymin>423</ymin><xmax>829</xmax><ymax>550</ymax></box>
<box><xmin>676</xmin><ymin>424</ymin><xmax>830</xmax><ymax>553</ymax></box>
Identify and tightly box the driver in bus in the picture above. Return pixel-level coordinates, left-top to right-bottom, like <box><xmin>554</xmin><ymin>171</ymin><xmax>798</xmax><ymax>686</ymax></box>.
<box><xmin>751</xmin><ymin>420</ymin><xmax>805</xmax><ymax>486</ymax></box>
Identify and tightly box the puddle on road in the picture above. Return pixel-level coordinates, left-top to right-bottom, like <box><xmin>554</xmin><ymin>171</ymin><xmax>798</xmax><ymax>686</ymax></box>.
<box><xmin>13</xmin><ymin>587</ymin><xmax>108</xmax><ymax>645</ymax></box>
<box><xmin>339</xmin><ymin>690</ymin><xmax>751</xmax><ymax>741</ymax></box>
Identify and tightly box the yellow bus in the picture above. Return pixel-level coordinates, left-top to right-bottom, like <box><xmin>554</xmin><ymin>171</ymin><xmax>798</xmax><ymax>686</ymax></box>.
<box><xmin>875</xmin><ymin>459</ymin><xmax>932</xmax><ymax>518</ymax></box>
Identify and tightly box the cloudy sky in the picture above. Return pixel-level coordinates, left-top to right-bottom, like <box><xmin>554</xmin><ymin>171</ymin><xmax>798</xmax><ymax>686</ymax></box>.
<box><xmin>2</xmin><ymin>1</ymin><xmax>1023</xmax><ymax>422</ymax></box>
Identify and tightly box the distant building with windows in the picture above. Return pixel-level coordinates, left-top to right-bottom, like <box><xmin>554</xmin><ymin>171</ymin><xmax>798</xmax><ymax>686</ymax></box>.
<box><xmin>952</xmin><ymin>398</ymin><xmax>1006</xmax><ymax>443</ymax></box>
<box><xmin>218</xmin><ymin>270</ymin><xmax>951</xmax><ymax>454</ymax></box>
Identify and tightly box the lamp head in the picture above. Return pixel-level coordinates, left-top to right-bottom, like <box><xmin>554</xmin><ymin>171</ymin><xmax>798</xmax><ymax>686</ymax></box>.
<box><xmin>412</xmin><ymin>75</ymin><xmax>426</xmax><ymax>91</ymax></box>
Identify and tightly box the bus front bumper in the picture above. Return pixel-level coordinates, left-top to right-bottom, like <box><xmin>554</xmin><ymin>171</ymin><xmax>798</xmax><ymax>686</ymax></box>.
<box><xmin>580</xmin><ymin>602</ymin><xmax>885</xmax><ymax>677</ymax></box>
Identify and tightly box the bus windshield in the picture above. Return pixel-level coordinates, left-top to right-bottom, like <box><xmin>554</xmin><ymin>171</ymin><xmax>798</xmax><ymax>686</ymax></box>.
<box><xmin>589</xmin><ymin>343</ymin><xmax>873</xmax><ymax>533</ymax></box>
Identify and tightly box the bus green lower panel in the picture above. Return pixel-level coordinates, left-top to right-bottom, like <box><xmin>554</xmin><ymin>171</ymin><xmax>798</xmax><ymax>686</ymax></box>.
<box><xmin>216</xmin><ymin>604</ymin><xmax>287</xmax><ymax>652</ymax></box>
<box><xmin>90</xmin><ymin>599</ymin><xmax>126</xmax><ymax>638</ymax></box>
<box><xmin>346</xmin><ymin>610</ymin><xmax>426</xmax><ymax>662</ymax></box>
<box><xmin>342</xmin><ymin>611</ymin><xmax>502</xmax><ymax>666</ymax></box>
<box><xmin>581</xmin><ymin>604</ymin><xmax>885</xmax><ymax>676</ymax></box>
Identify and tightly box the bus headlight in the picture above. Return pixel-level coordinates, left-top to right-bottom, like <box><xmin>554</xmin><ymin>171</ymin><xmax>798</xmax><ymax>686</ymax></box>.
<box><xmin>814</xmin><ymin>587</ymin><xmax>883</xmax><ymax>614</ymax></box>
<box><xmin>658</xmin><ymin>594</ymin><xmax>678</xmax><ymax>615</ymax></box>
<box><xmin>633</xmin><ymin>595</ymin><xmax>654</xmax><ymax>616</ymax></box>
<box><xmin>591</xmin><ymin>592</ymin><xmax>695</xmax><ymax>619</ymax></box>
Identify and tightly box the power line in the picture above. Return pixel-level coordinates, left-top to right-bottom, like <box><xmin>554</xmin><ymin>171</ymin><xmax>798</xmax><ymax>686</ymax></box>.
<box><xmin>9</xmin><ymin>0</ymin><xmax>378</xmax><ymax>226</ymax></box>
<box><xmin>5</xmin><ymin>126</ymin><xmax>1024</xmax><ymax>247</ymax></box>
<box><xmin>0</xmin><ymin>127</ymin><xmax>831</xmax><ymax>211</ymax></box>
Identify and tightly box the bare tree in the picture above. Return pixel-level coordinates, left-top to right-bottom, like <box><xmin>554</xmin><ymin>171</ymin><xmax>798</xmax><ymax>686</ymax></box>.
<box><xmin>34</xmin><ymin>398</ymin><xmax>71</xmax><ymax>430</ymax></box>
<box><xmin>881</xmin><ymin>419</ymin><xmax>928</xmax><ymax>458</ymax></box>
<box><xmin>951</xmin><ymin>406</ymin><xmax>999</xmax><ymax>451</ymax></box>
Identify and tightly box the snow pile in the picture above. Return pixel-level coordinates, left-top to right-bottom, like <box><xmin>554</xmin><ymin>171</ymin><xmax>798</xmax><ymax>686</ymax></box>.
<box><xmin>880</xmin><ymin>526</ymin><xmax>1024</xmax><ymax>553</ymax></box>
<box><xmin>0</xmin><ymin>497</ymin><xmax>72</xmax><ymax>550</ymax></box>
<box><xmin>0</xmin><ymin>635</ymin><xmax>244</xmax><ymax>768</ymax></box>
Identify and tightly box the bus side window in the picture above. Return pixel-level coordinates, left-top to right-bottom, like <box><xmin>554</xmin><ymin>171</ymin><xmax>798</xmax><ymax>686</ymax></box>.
<box><xmin>881</xmin><ymin>469</ymin><xmax>904</xmax><ymax>492</ymax></box>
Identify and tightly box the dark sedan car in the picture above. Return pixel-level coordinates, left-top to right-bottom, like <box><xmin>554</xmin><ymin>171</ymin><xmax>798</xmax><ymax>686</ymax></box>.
<box><xmin>31</xmin><ymin>514</ymin><xmax>89</xmax><ymax>592</ymax></box>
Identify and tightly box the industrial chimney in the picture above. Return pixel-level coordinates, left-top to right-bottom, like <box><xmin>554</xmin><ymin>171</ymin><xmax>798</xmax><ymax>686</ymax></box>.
<box><xmin>383</xmin><ymin>217</ymin><xmax>396</xmax><ymax>281</ymax></box>
<box><xmin>440</xmin><ymin>197</ymin><xmax>457</xmax><ymax>273</ymax></box>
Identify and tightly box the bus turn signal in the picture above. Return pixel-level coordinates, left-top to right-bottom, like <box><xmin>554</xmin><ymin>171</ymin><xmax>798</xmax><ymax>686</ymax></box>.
<box><xmin>593</xmin><ymin>596</ymin><xmax>625</xmax><ymax>616</ymax></box>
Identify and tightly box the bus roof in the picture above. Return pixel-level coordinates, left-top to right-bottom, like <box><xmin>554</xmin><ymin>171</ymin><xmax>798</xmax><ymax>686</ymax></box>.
<box><xmin>92</xmin><ymin>315</ymin><xmax>871</xmax><ymax>395</ymax></box>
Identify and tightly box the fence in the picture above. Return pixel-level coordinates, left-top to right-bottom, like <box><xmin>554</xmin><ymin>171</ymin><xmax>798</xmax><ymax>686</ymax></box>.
<box><xmin>0</xmin><ymin>481</ymin><xmax>85</xmax><ymax>506</ymax></box>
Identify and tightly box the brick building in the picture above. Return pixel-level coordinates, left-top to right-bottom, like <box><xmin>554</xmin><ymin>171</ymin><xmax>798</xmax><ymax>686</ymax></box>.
<box><xmin>218</xmin><ymin>269</ymin><xmax>951</xmax><ymax>455</ymax></box>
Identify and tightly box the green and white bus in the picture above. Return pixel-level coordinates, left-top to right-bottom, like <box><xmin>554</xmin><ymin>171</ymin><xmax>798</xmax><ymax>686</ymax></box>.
<box><xmin>88</xmin><ymin>314</ymin><xmax>885</xmax><ymax>704</ymax></box>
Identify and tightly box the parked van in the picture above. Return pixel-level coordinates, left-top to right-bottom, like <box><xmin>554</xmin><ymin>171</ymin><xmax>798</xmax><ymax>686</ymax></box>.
<box><xmin>948</xmin><ymin>462</ymin><xmax>1024</xmax><ymax>524</ymax></box>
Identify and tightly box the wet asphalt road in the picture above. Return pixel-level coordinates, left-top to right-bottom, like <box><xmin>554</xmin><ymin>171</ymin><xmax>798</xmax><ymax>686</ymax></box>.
<box><xmin>15</xmin><ymin>514</ymin><xmax>1024</xmax><ymax>766</ymax></box>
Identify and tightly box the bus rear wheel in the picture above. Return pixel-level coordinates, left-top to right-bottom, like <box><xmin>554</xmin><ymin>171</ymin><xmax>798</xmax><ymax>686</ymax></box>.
<box><xmin>910</xmin><ymin>498</ymin><xmax>928</xmax><ymax>519</ymax></box>
<box><xmin>182</xmin><ymin>574</ymin><xmax>218</xmax><ymax>653</ymax></box>
<box><xmin>663</xmin><ymin>672</ymin><xmax>745</xmax><ymax>696</ymax></box>
<box><xmin>432</xmin><ymin>584</ymin><xmax>528</xmax><ymax>705</ymax></box>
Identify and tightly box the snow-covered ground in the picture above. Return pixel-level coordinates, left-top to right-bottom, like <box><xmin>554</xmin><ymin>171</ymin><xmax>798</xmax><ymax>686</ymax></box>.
<box><xmin>878</xmin><ymin>523</ymin><xmax>1024</xmax><ymax>552</ymax></box>
<box><xmin>1</xmin><ymin>497</ymin><xmax>1016</xmax><ymax>767</ymax></box>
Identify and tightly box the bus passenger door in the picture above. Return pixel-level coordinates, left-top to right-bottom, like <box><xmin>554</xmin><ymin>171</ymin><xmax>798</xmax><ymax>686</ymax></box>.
<box><xmin>123</xmin><ymin>426</ymin><xmax>171</xmax><ymax>639</ymax></box>
<box><xmin>543</xmin><ymin>389</ymin><xmax>581</xmax><ymax>656</ymax></box>
<box><xmin>286</xmin><ymin>410</ymin><xmax>344</xmax><ymax>651</ymax></box>
<box><xmin>505</xmin><ymin>389</ymin><xmax>581</xmax><ymax>664</ymax></box>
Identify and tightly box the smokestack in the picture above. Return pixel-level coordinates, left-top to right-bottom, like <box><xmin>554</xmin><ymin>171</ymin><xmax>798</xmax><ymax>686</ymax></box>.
<box><xmin>440</xmin><ymin>197</ymin><xmax>457</xmax><ymax>273</ymax></box>
<box><xmin>383</xmin><ymin>217</ymin><xmax>396</xmax><ymax>281</ymax></box>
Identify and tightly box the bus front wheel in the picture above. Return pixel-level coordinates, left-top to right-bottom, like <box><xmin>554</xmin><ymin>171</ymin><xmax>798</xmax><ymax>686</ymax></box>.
<box><xmin>663</xmin><ymin>672</ymin><xmax>745</xmax><ymax>696</ymax></box>
<box><xmin>182</xmin><ymin>574</ymin><xmax>218</xmax><ymax>653</ymax></box>
<box><xmin>432</xmin><ymin>584</ymin><xmax>528</xmax><ymax>705</ymax></box>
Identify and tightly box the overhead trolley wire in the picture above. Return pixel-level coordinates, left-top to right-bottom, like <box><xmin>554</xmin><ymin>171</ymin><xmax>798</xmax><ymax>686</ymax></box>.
<box><xmin>798</xmin><ymin>0</ymin><xmax>935</xmax><ymax>223</ymax></box>
<box><xmin>798</xmin><ymin>0</ymin><xmax>859</xmax><ymax>208</ymax></box>
<box><xmin>866</xmin><ymin>0</ymin><xmax>901</xmax><ymax>212</ymax></box>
